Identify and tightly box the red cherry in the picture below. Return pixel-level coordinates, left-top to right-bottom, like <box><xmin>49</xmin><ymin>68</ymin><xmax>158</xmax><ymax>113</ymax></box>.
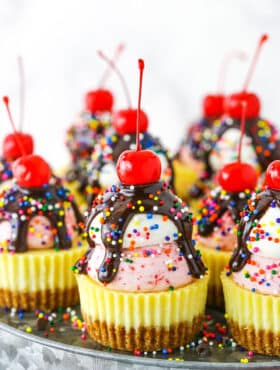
<box><xmin>112</xmin><ymin>109</ymin><xmax>148</xmax><ymax>135</ymax></box>
<box><xmin>224</xmin><ymin>92</ymin><xmax>260</xmax><ymax>119</ymax></box>
<box><xmin>116</xmin><ymin>149</ymin><xmax>161</xmax><ymax>185</ymax></box>
<box><xmin>265</xmin><ymin>160</ymin><xmax>280</xmax><ymax>190</ymax></box>
<box><xmin>84</xmin><ymin>89</ymin><xmax>113</xmax><ymax>114</ymax></box>
<box><xmin>202</xmin><ymin>94</ymin><xmax>224</xmax><ymax>119</ymax></box>
<box><xmin>116</xmin><ymin>59</ymin><xmax>161</xmax><ymax>185</ymax></box>
<box><xmin>217</xmin><ymin>162</ymin><xmax>258</xmax><ymax>192</ymax></box>
<box><xmin>13</xmin><ymin>154</ymin><xmax>51</xmax><ymax>188</ymax></box>
<box><xmin>2</xmin><ymin>132</ymin><xmax>33</xmax><ymax>161</ymax></box>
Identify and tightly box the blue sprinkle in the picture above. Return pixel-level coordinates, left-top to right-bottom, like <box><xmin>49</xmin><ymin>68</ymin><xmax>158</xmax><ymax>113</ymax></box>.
<box><xmin>192</xmin><ymin>240</ymin><xmax>196</xmax><ymax>246</ymax></box>
<box><xmin>147</xmin><ymin>213</ymin><xmax>153</xmax><ymax>219</ymax></box>
<box><xmin>165</xmin><ymin>236</ymin><xmax>170</xmax><ymax>241</ymax></box>
<box><xmin>100</xmin><ymin>267</ymin><xmax>106</xmax><ymax>273</ymax></box>
<box><xmin>162</xmin><ymin>348</ymin><xmax>168</xmax><ymax>355</ymax></box>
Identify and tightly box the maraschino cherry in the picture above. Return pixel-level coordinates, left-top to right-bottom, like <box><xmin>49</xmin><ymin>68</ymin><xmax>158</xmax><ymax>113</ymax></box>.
<box><xmin>203</xmin><ymin>50</ymin><xmax>246</xmax><ymax>119</ymax></box>
<box><xmin>85</xmin><ymin>44</ymin><xmax>124</xmax><ymax>115</ymax></box>
<box><xmin>224</xmin><ymin>34</ymin><xmax>268</xmax><ymax>119</ymax></box>
<box><xmin>2</xmin><ymin>96</ymin><xmax>33</xmax><ymax>161</ymax></box>
<box><xmin>98</xmin><ymin>50</ymin><xmax>148</xmax><ymax>135</ymax></box>
<box><xmin>3</xmin><ymin>95</ymin><xmax>51</xmax><ymax>188</ymax></box>
<box><xmin>13</xmin><ymin>154</ymin><xmax>51</xmax><ymax>188</ymax></box>
<box><xmin>217</xmin><ymin>101</ymin><xmax>258</xmax><ymax>192</ymax></box>
<box><xmin>116</xmin><ymin>59</ymin><xmax>161</xmax><ymax>185</ymax></box>
<box><xmin>265</xmin><ymin>160</ymin><xmax>280</xmax><ymax>190</ymax></box>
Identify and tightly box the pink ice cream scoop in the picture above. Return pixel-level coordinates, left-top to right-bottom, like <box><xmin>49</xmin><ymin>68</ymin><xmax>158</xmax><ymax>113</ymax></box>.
<box><xmin>86</xmin><ymin>213</ymin><xmax>194</xmax><ymax>292</ymax></box>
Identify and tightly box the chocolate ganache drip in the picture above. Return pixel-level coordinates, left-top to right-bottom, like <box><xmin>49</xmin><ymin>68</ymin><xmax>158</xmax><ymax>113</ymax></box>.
<box><xmin>0</xmin><ymin>183</ymin><xmax>84</xmax><ymax>252</ymax></box>
<box><xmin>85</xmin><ymin>132</ymin><xmax>174</xmax><ymax>205</ymax></box>
<box><xmin>189</xmin><ymin>117</ymin><xmax>280</xmax><ymax>198</ymax></box>
<box><xmin>230</xmin><ymin>189</ymin><xmax>280</xmax><ymax>272</ymax></box>
<box><xmin>197</xmin><ymin>188</ymin><xmax>252</xmax><ymax>236</ymax></box>
<box><xmin>75</xmin><ymin>181</ymin><xmax>205</xmax><ymax>282</ymax></box>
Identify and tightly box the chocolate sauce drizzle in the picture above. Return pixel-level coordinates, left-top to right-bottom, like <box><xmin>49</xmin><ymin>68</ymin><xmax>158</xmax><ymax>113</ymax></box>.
<box><xmin>183</xmin><ymin>117</ymin><xmax>280</xmax><ymax>198</ymax></box>
<box><xmin>78</xmin><ymin>131</ymin><xmax>174</xmax><ymax>206</ymax></box>
<box><xmin>0</xmin><ymin>183</ymin><xmax>84</xmax><ymax>252</ymax></box>
<box><xmin>230</xmin><ymin>189</ymin><xmax>280</xmax><ymax>272</ymax></box>
<box><xmin>197</xmin><ymin>188</ymin><xmax>251</xmax><ymax>236</ymax></box>
<box><xmin>75</xmin><ymin>181</ymin><xmax>205</xmax><ymax>283</ymax></box>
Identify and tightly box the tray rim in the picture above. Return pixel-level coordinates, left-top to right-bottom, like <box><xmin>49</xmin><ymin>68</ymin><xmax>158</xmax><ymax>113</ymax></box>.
<box><xmin>0</xmin><ymin>320</ymin><xmax>280</xmax><ymax>369</ymax></box>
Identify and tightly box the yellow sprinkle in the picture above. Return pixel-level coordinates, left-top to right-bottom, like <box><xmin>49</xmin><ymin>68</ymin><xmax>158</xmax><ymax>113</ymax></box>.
<box><xmin>26</xmin><ymin>327</ymin><xmax>32</xmax><ymax>333</ymax></box>
<box><xmin>133</xmin><ymin>220</ymin><xmax>140</xmax><ymax>226</ymax></box>
<box><xmin>118</xmin><ymin>239</ymin><xmax>123</xmax><ymax>244</ymax></box>
<box><xmin>57</xmin><ymin>221</ymin><xmax>63</xmax><ymax>227</ymax></box>
<box><xmin>139</xmin><ymin>206</ymin><xmax>145</xmax><ymax>212</ymax></box>
<box><xmin>59</xmin><ymin>210</ymin><xmax>65</xmax><ymax>216</ymax></box>
<box><xmin>105</xmin><ymin>211</ymin><xmax>111</xmax><ymax>217</ymax></box>
<box><xmin>224</xmin><ymin>313</ymin><xmax>228</xmax><ymax>319</ymax></box>
<box><xmin>38</xmin><ymin>313</ymin><xmax>44</xmax><ymax>319</ymax></box>
<box><xmin>137</xmin><ymin>200</ymin><xmax>142</xmax><ymax>205</ymax></box>
<box><xmin>154</xmin><ymin>196</ymin><xmax>158</xmax><ymax>201</ymax></box>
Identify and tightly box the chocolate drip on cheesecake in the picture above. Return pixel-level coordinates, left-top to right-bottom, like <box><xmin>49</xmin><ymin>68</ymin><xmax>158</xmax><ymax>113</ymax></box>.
<box><xmin>230</xmin><ymin>189</ymin><xmax>280</xmax><ymax>272</ymax></box>
<box><xmin>75</xmin><ymin>181</ymin><xmax>206</xmax><ymax>283</ymax></box>
<box><xmin>0</xmin><ymin>183</ymin><xmax>84</xmax><ymax>252</ymax></box>
<box><xmin>197</xmin><ymin>188</ymin><xmax>252</xmax><ymax>236</ymax></box>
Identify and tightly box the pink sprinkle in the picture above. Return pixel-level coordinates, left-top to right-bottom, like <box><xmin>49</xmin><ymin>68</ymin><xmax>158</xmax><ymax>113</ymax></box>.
<box><xmin>81</xmin><ymin>333</ymin><xmax>87</xmax><ymax>340</ymax></box>
<box><xmin>176</xmin><ymin>212</ymin><xmax>182</xmax><ymax>218</ymax></box>
<box><xmin>253</xmin><ymin>247</ymin><xmax>260</xmax><ymax>253</ymax></box>
<box><xmin>169</xmin><ymin>208</ymin><xmax>175</xmax><ymax>213</ymax></box>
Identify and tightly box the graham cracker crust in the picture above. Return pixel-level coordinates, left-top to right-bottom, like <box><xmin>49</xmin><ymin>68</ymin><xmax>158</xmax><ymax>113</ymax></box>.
<box><xmin>207</xmin><ymin>284</ymin><xmax>224</xmax><ymax>310</ymax></box>
<box><xmin>229</xmin><ymin>319</ymin><xmax>280</xmax><ymax>356</ymax></box>
<box><xmin>83</xmin><ymin>312</ymin><xmax>203</xmax><ymax>351</ymax></box>
<box><xmin>0</xmin><ymin>286</ymin><xmax>79</xmax><ymax>311</ymax></box>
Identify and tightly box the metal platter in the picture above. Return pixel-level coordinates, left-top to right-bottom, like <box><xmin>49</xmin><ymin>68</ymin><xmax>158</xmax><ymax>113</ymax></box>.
<box><xmin>0</xmin><ymin>307</ymin><xmax>280</xmax><ymax>370</ymax></box>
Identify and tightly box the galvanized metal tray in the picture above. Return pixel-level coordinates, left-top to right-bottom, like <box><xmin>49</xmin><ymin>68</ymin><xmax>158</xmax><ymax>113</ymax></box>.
<box><xmin>0</xmin><ymin>307</ymin><xmax>279</xmax><ymax>370</ymax></box>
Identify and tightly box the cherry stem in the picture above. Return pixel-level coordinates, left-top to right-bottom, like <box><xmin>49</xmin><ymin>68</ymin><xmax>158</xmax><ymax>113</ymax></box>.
<box><xmin>18</xmin><ymin>56</ymin><xmax>25</xmax><ymax>132</ymax></box>
<box><xmin>97</xmin><ymin>49</ymin><xmax>132</xmax><ymax>108</ymax></box>
<box><xmin>3</xmin><ymin>96</ymin><xmax>27</xmax><ymax>156</ymax></box>
<box><xmin>98</xmin><ymin>43</ymin><xmax>125</xmax><ymax>86</ymax></box>
<box><xmin>243</xmin><ymin>34</ymin><xmax>268</xmax><ymax>92</ymax></box>
<box><xmin>237</xmin><ymin>101</ymin><xmax>247</xmax><ymax>162</ymax></box>
<box><xmin>217</xmin><ymin>50</ymin><xmax>247</xmax><ymax>93</ymax></box>
<box><xmin>136</xmin><ymin>59</ymin><xmax>144</xmax><ymax>152</ymax></box>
